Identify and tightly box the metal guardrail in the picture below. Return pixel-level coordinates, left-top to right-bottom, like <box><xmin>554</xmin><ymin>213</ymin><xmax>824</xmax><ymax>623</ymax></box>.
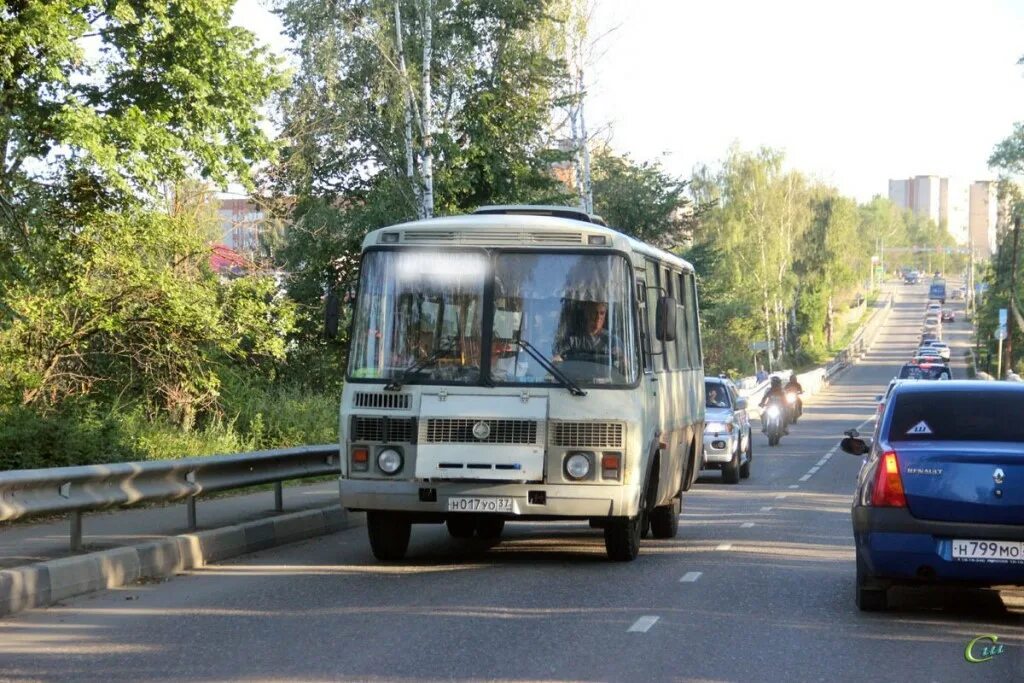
<box><xmin>0</xmin><ymin>445</ymin><xmax>341</xmax><ymax>550</ymax></box>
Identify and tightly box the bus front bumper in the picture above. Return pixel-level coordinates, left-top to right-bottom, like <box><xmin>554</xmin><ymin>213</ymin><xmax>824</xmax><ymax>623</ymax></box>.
<box><xmin>339</xmin><ymin>478</ymin><xmax>641</xmax><ymax>518</ymax></box>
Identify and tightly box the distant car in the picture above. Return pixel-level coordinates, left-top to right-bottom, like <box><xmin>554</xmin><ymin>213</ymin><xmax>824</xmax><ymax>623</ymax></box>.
<box><xmin>702</xmin><ymin>377</ymin><xmax>753</xmax><ymax>484</ymax></box>
<box><xmin>874</xmin><ymin>379</ymin><xmax>904</xmax><ymax>417</ymax></box>
<box><xmin>920</xmin><ymin>332</ymin><xmax>939</xmax><ymax>345</ymax></box>
<box><xmin>926</xmin><ymin>302</ymin><xmax>941</xmax><ymax>314</ymax></box>
<box><xmin>904</xmin><ymin>272</ymin><xmax>920</xmax><ymax>285</ymax></box>
<box><xmin>926</xmin><ymin>342</ymin><xmax>951</xmax><ymax>361</ymax></box>
<box><xmin>897</xmin><ymin>362</ymin><xmax>951</xmax><ymax>380</ymax></box>
<box><xmin>923</xmin><ymin>315</ymin><xmax>941</xmax><ymax>331</ymax></box>
<box><xmin>941</xmin><ymin>309</ymin><xmax>955</xmax><ymax>323</ymax></box>
<box><xmin>914</xmin><ymin>347</ymin><xmax>947</xmax><ymax>362</ymax></box>
<box><xmin>842</xmin><ymin>382</ymin><xmax>1024</xmax><ymax>611</ymax></box>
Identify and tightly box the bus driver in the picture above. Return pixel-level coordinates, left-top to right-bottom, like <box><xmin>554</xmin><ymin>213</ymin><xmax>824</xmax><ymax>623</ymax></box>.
<box><xmin>552</xmin><ymin>301</ymin><xmax>621</xmax><ymax>364</ymax></box>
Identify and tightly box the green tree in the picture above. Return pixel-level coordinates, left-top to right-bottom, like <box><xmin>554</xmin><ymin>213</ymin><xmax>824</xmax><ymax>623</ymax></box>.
<box><xmin>267</xmin><ymin>0</ymin><xmax>571</xmax><ymax>371</ymax></box>
<box><xmin>0</xmin><ymin>2</ymin><xmax>290</xmax><ymax>428</ymax></box>
<box><xmin>590</xmin><ymin>147</ymin><xmax>696</xmax><ymax>249</ymax></box>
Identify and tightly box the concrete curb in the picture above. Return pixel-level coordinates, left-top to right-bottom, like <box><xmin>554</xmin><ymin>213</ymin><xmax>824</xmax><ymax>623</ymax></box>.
<box><xmin>0</xmin><ymin>505</ymin><xmax>363</xmax><ymax>618</ymax></box>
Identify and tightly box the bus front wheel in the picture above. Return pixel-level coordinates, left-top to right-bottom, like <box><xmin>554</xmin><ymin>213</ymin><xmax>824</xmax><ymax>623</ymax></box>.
<box><xmin>604</xmin><ymin>515</ymin><xmax>641</xmax><ymax>561</ymax></box>
<box><xmin>367</xmin><ymin>511</ymin><xmax>411</xmax><ymax>562</ymax></box>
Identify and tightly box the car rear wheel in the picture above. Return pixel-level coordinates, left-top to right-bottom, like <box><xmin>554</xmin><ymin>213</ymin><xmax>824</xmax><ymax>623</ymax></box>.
<box><xmin>367</xmin><ymin>511</ymin><xmax>411</xmax><ymax>562</ymax></box>
<box><xmin>650</xmin><ymin>496</ymin><xmax>680</xmax><ymax>539</ymax></box>
<box><xmin>856</xmin><ymin>551</ymin><xmax>888</xmax><ymax>612</ymax></box>
<box><xmin>740</xmin><ymin>435</ymin><xmax>752</xmax><ymax>479</ymax></box>
<box><xmin>722</xmin><ymin>443</ymin><xmax>741</xmax><ymax>484</ymax></box>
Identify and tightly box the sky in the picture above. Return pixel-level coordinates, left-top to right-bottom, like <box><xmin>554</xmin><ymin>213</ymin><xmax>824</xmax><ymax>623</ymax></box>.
<box><xmin>233</xmin><ymin>0</ymin><xmax>1024</xmax><ymax>203</ymax></box>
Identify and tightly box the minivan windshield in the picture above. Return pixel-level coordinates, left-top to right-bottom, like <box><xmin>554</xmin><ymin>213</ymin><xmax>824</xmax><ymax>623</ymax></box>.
<box><xmin>889</xmin><ymin>390</ymin><xmax>1024</xmax><ymax>442</ymax></box>
<box><xmin>348</xmin><ymin>250</ymin><xmax>486</xmax><ymax>383</ymax></box>
<box><xmin>490</xmin><ymin>253</ymin><xmax>639</xmax><ymax>386</ymax></box>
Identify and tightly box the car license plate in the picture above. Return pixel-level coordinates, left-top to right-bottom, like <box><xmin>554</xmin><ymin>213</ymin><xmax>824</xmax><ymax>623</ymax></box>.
<box><xmin>447</xmin><ymin>497</ymin><xmax>515</xmax><ymax>513</ymax></box>
<box><xmin>952</xmin><ymin>539</ymin><xmax>1024</xmax><ymax>563</ymax></box>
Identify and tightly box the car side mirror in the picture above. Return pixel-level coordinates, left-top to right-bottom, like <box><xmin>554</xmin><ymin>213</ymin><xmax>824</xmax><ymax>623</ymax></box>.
<box><xmin>874</xmin><ymin>394</ymin><xmax>883</xmax><ymax>403</ymax></box>
<box><xmin>840</xmin><ymin>436</ymin><xmax>871</xmax><ymax>456</ymax></box>
<box><xmin>735</xmin><ymin>397</ymin><xmax>748</xmax><ymax>410</ymax></box>
<box><xmin>325</xmin><ymin>292</ymin><xmax>340</xmax><ymax>340</ymax></box>
<box><xmin>655</xmin><ymin>296</ymin><xmax>677</xmax><ymax>342</ymax></box>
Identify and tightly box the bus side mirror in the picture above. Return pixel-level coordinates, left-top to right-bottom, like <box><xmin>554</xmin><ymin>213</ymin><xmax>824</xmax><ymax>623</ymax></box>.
<box><xmin>325</xmin><ymin>293</ymin><xmax>340</xmax><ymax>340</ymax></box>
<box><xmin>656</xmin><ymin>296</ymin><xmax>677</xmax><ymax>342</ymax></box>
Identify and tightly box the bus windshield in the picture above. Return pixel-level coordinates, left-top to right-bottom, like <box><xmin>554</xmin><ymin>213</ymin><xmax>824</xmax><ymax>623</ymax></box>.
<box><xmin>490</xmin><ymin>253</ymin><xmax>638</xmax><ymax>386</ymax></box>
<box><xmin>348</xmin><ymin>250</ymin><xmax>486</xmax><ymax>383</ymax></box>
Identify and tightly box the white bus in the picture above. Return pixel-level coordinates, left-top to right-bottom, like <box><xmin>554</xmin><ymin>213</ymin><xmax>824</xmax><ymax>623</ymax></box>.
<box><xmin>331</xmin><ymin>205</ymin><xmax>705</xmax><ymax>561</ymax></box>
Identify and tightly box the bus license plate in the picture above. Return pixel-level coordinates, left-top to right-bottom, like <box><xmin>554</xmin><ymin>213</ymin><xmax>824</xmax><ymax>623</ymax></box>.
<box><xmin>447</xmin><ymin>497</ymin><xmax>515</xmax><ymax>513</ymax></box>
<box><xmin>952</xmin><ymin>539</ymin><xmax>1024</xmax><ymax>563</ymax></box>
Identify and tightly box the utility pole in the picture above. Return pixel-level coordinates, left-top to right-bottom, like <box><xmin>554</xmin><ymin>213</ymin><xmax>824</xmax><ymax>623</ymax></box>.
<box><xmin>1006</xmin><ymin>216</ymin><xmax>1020</xmax><ymax>375</ymax></box>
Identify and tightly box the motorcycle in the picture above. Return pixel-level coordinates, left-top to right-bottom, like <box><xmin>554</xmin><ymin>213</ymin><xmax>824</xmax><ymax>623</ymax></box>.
<box><xmin>763</xmin><ymin>397</ymin><xmax>786</xmax><ymax>447</ymax></box>
<box><xmin>785</xmin><ymin>390</ymin><xmax>802</xmax><ymax>425</ymax></box>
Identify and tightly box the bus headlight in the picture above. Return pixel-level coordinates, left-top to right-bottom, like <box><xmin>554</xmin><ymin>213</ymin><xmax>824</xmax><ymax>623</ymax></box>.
<box><xmin>565</xmin><ymin>452</ymin><xmax>592</xmax><ymax>480</ymax></box>
<box><xmin>377</xmin><ymin>448</ymin><xmax>403</xmax><ymax>475</ymax></box>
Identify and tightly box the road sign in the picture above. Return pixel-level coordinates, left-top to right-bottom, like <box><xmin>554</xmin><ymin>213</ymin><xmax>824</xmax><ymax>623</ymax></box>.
<box><xmin>999</xmin><ymin>308</ymin><xmax>1008</xmax><ymax>327</ymax></box>
<box><xmin>996</xmin><ymin>327</ymin><xmax>1008</xmax><ymax>341</ymax></box>
<box><xmin>749</xmin><ymin>340</ymin><xmax>772</xmax><ymax>352</ymax></box>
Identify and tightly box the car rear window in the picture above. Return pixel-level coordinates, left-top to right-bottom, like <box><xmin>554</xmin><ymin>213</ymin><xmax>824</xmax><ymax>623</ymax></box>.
<box><xmin>889</xmin><ymin>390</ymin><xmax>1024</xmax><ymax>442</ymax></box>
<box><xmin>898</xmin><ymin>364</ymin><xmax>951</xmax><ymax>380</ymax></box>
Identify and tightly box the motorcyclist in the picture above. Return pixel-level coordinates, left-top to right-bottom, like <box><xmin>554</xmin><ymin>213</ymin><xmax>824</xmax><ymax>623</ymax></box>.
<box><xmin>759</xmin><ymin>376</ymin><xmax>789</xmax><ymax>434</ymax></box>
<box><xmin>785</xmin><ymin>374</ymin><xmax>804</xmax><ymax>419</ymax></box>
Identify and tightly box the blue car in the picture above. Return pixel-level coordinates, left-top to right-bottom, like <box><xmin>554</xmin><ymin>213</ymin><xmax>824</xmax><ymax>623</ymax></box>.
<box><xmin>841</xmin><ymin>381</ymin><xmax>1024</xmax><ymax>611</ymax></box>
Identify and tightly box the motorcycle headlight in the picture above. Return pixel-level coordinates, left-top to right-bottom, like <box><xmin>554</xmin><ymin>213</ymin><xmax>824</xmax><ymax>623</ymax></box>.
<box><xmin>705</xmin><ymin>421</ymin><xmax>733</xmax><ymax>434</ymax></box>
<box><xmin>766</xmin><ymin>405</ymin><xmax>781</xmax><ymax>418</ymax></box>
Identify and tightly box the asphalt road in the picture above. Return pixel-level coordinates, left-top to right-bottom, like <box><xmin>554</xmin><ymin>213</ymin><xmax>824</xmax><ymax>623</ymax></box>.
<box><xmin>1</xmin><ymin>283</ymin><xmax>1021</xmax><ymax>683</ymax></box>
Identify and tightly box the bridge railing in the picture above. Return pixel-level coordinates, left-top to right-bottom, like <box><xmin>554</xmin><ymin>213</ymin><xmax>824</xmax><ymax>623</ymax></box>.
<box><xmin>0</xmin><ymin>445</ymin><xmax>340</xmax><ymax>550</ymax></box>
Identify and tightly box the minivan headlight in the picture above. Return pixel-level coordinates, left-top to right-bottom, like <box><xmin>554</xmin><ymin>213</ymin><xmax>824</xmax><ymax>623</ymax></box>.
<box><xmin>565</xmin><ymin>452</ymin><xmax>592</xmax><ymax>480</ymax></box>
<box><xmin>377</xmin><ymin>448</ymin><xmax>403</xmax><ymax>475</ymax></box>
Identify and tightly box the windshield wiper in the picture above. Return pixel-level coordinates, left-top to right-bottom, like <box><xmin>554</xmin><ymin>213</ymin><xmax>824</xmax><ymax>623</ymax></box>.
<box><xmin>512</xmin><ymin>337</ymin><xmax>587</xmax><ymax>397</ymax></box>
<box><xmin>384</xmin><ymin>337</ymin><xmax>458</xmax><ymax>391</ymax></box>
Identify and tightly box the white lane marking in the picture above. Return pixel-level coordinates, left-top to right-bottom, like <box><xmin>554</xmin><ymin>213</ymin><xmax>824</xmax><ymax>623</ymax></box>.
<box><xmin>815</xmin><ymin>460</ymin><xmax>828</xmax><ymax>468</ymax></box>
<box><xmin>808</xmin><ymin>466</ymin><xmax>820</xmax><ymax>474</ymax></box>
<box><xmin>788</xmin><ymin>484</ymin><xmax>800</xmax><ymax>489</ymax></box>
<box><xmin>776</xmin><ymin>494</ymin><xmax>788</xmax><ymax>499</ymax></box>
<box><xmin>679</xmin><ymin>572</ymin><xmax>702</xmax><ymax>583</ymax></box>
<box><xmin>760</xmin><ymin>506</ymin><xmax>773</xmax><ymax>512</ymax></box>
<box><xmin>741</xmin><ymin>522</ymin><xmax>755</xmax><ymax>528</ymax></box>
<box><xmin>799</xmin><ymin>474</ymin><xmax>812</xmax><ymax>481</ymax></box>
<box><xmin>716</xmin><ymin>543</ymin><xmax>732</xmax><ymax>550</ymax></box>
<box><xmin>628</xmin><ymin>616</ymin><xmax>660</xmax><ymax>633</ymax></box>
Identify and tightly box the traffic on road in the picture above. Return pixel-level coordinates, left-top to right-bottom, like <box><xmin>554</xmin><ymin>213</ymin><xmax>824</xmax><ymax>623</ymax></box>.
<box><xmin>1</xmin><ymin>214</ymin><xmax>1020</xmax><ymax>683</ymax></box>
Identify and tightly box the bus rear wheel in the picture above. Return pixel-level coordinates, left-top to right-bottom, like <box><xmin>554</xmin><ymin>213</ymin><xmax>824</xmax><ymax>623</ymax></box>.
<box><xmin>649</xmin><ymin>496</ymin><xmax>680</xmax><ymax>539</ymax></box>
<box><xmin>367</xmin><ymin>511</ymin><xmax>411</xmax><ymax>562</ymax></box>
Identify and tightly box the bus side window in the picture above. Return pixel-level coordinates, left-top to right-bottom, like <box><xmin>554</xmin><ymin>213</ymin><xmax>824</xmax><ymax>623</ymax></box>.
<box><xmin>636</xmin><ymin>276</ymin><xmax>653</xmax><ymax>372</ymax></box>
<box><xmin>676</xmin><ymin>272</ymin><xmax>691</xmax><ymax>369</ymax></box>
<box><xmin>661</xmin><ymin>266</ymin><xmax>676</xmax><ymax>372</ymax></box>
<box><xmin>645</xmin><ymin>261</ymin><xmax>664</xmax><ymax>371</ymax></box>
<box><xmin>684</xmin><ymin>272</ymin><xmax>703</xmax><ymax>368</ymax></box>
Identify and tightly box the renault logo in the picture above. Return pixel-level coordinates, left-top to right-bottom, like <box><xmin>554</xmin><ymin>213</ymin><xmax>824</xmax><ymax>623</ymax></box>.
<box><xmin>472</xmin><ymin>421</ymin><xmax>491</xmax><ymax>440</ymax></box>
<box><xmin>993</xmin><ymin>468</ymin><xmax>1005</xmax><ymax>485</ymax></box>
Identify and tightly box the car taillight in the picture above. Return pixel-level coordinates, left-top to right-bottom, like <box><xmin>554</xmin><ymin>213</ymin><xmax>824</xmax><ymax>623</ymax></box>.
<box><xmin>870</xmin><ymin>450</ymin><xmax>906</xmax><ymax>507</ymax></box>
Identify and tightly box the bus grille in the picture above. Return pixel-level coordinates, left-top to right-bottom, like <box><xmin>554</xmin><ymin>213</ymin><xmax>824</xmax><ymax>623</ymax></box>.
<box><xmin>550</xmin><ymin>422</ymin><xmax>624</xmax><ymax>449</ymax></box>
<box><xmin>422</xmin><ymin>418</ymin><xmax>540</xmax><ymax>445</ymax></box>
<box><xmin>351</xmin><ymin>416</ymin><xmax>416</xmax><ymax>443</ymax></box>
<box><xmin>353</xmin><ymin>392</ymin><xmax>411</xmax><ymax>410</ymax></box>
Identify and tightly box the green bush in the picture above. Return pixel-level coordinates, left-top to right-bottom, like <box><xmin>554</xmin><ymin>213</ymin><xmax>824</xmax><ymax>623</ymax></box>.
<box><xmin>0</xmin><ymin>380</ymin><xmax>340</xmax><ymax>471</ymax></box>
